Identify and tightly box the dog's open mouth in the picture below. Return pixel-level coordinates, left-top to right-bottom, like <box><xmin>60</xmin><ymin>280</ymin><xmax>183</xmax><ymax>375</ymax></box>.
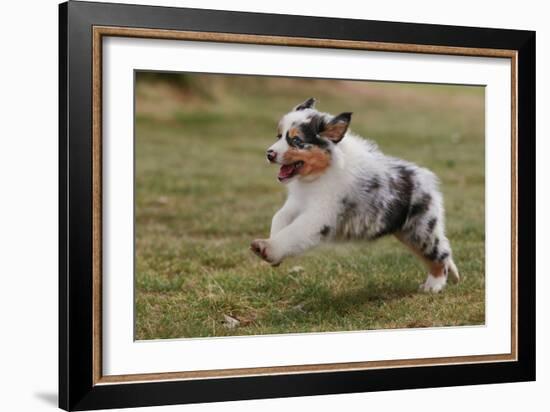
<box><xmin>278</xmin><ymin>161</ymin><xmax>304</xmax><ymax>182</ymax></box>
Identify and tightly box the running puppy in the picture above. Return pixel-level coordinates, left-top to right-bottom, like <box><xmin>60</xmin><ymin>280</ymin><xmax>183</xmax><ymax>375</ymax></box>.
<box><xmin>250</xmin><ymin>98</ymin><xmax>459</xmax><ymax>292</ymax></box>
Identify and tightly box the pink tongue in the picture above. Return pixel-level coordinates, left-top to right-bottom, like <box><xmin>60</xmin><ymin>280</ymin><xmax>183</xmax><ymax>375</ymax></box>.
<box><xmin>278</xmin><ymin>164</ymin><xmax>295</xmax><ymax>179</ymax></box>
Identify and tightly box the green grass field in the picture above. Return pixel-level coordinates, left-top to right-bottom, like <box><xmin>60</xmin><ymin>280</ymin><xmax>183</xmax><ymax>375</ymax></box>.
<box><xmin>135</xmin><ymin>73</ymin><xmax>485</xmax><ymax>340</ymax></box>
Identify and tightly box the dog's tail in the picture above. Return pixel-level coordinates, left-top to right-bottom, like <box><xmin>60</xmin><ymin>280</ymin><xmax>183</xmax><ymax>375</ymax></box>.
<box><xmin>447</xmin><ymin>258</ymin><xmax>460</xmax><ymax>284</ymax></box>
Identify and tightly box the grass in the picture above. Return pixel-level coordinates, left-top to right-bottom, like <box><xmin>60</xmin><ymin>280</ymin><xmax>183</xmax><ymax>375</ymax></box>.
<box><xmin>135</xmin><ymin>73</ymin><xmax>485</xmax><ymax>340</ymax></box>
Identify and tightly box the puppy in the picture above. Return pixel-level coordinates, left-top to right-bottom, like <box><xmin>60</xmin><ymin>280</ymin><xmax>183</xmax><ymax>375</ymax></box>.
<box><xmin>250</xmin><ymin>98</ymin><xmax>459</xmax><ymax>293</ymax></box>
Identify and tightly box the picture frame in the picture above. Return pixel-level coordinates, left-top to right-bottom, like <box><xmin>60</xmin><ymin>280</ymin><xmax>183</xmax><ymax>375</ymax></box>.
<box><xmin>59</xmin><ymin>1</ymin><xmax>535</xmax><ymax>410</ymax></box>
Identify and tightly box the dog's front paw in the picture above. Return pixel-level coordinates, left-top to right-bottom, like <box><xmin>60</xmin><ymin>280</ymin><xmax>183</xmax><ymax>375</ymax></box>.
<box><xmin>250</xmin><ymin>239</ymin><xmax>281</xmax><ymax>266</ymax></box>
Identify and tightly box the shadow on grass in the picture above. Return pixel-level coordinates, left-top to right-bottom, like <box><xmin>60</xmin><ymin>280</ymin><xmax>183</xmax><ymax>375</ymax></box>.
<box><xmin>305</xmin><ymin>280</ymin><xmax>418</xmax><ymax>316</ymax></box>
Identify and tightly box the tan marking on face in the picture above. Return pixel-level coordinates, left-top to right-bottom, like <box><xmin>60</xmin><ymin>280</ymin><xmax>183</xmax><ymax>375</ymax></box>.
<box><xmin>283</xmin><ymin>147</ymin><xmax>331</xmax><ymax>177</ymax></box>
<box><xmin>288</xmin><ymin>127</ymin><xmax>302</xmax><ymax>139</ymax></box>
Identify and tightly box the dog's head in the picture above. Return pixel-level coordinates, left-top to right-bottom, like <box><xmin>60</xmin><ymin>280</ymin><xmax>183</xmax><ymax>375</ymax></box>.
<box><xmin>267</xmin><ymin>98</ymin><xmax>352</xmax><ymax>183</ymax></box>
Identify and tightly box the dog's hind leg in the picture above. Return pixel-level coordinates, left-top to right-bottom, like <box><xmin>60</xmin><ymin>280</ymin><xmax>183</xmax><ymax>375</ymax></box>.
<box><xmin>394</xmin><ymin>175</ymin><xmax>460</xmax><ymax>292</ymax></box>
<box><xmin>396</xmin><ymin>232</ymin><xmax>457</xmax><ymax>293</ymax></box>
<box><xmin>396</xmin><ymin>213</ymin><xmax>459</xmax><ymax>293</ymax></box>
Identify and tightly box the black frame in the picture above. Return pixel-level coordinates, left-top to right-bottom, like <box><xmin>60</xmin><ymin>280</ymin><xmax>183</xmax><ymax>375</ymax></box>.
<box><xmin>59</xmin><ymin>1</ymin><xmax>536</xmax><ymax>410</ymax></box>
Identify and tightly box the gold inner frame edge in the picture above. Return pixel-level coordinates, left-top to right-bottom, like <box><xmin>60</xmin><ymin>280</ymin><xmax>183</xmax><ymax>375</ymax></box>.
<box><xmin>91</xmin><ymin>25</ymin><xmax>518</xmax><ymax>385</ymax></box>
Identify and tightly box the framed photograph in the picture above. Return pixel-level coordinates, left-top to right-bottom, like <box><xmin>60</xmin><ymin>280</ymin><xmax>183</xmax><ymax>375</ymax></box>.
<box><xmin>59</xmin><ymin>1</ymin><xmax>535</xmax><ymax>410</ymax></box>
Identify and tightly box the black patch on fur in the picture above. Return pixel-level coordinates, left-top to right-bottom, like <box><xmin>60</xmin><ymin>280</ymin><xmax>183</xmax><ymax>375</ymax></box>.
<box><xmin>299</xmin><ymin>116</ymin><xmax>330</xmax><ymax>149</ymax></box>
<box><xmin>388</xmin><ymin>177</ymin><xmax>396</xmax><ymax>191</ymax></box>
<box><xmin>295</xmin><ymin>97</ymin><xmax>316</xmax><ymax>111</ymax></box>
<box><xmin>438</xmin><ymin>251</ymin><xmax>450</xmax><ymax>262</ymax></box>
<box><xmin>409</xmin><ymin>193</ymin><xmax>431</xmax><ymax>219</ymax></box>
<box><xmin>424</xmin><ymin>238</ymin><xmax>440</xmax><ymax>261</ymax></box>
<box><xmin>338</xmin><ymin>197</ymin><xmax>358</xmax><ymax>223</ymax></box>
<box><xmin>362</xmin><ymin>176</ymin><xmax>381</xmax><ymax>193</ymax></box>
<box><xmin>374</xmin><ymin>167</ymin><xmax>414</xmax><ymax>237</ymax></box>
<box><xmin>284</xmin><ymin>116</ymin><xmax>331</xmax><ymax>150</ymax></box>
<box><xmin>336</xmin><ymin>197</ymin><xmax>360</xmax><ymax>239</ymax></box>
<box><xmin>407</xmin><ymin>232</ymin><xmax>422</xmax><ymax>245</ymax></box>
<box><xmin>426</xmin><ymin>217</ymin><xmax>437</xmax><ymax>233</ymax></box>
<box><xmin>320</xmin><ymin>225</ymin><xmax>331</xmax><ymax>237</ymax></box>
<box><xmin>340</xmin><ymin>197</ymin><xmax>358</xmax><ymax>213</ymax></box>
<box><xmin>425</xmin><ymin>247</ymin><xmax>439</xmax><ymax>261</ymax></box>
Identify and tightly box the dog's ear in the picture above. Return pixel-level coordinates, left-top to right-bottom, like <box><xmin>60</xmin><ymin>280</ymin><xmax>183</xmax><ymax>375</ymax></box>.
<box><xmin>294</xmin><ymin>97</ymin><xmax>316</xmax><ymax>111</ymax></box>
<box><xmin>320</xmin><ymin>112</ymin><xmax>352</xmax><ymax>143</ymax></box>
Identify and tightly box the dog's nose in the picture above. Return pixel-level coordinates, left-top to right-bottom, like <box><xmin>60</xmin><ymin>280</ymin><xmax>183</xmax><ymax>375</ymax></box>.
<box><xmin>266</xmin><ymin>149</ymin><xmax>277</xmax><ymax>162</ymax></box>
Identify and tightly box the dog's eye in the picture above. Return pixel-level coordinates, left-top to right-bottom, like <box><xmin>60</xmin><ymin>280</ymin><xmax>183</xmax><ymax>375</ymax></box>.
<box><xmin>292</xmin><ymin>137</ymin><xmax>303</xmax><ymax>147</ymax></box>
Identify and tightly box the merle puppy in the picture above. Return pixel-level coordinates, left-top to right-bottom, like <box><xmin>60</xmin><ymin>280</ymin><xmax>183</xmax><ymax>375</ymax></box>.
<box><xmin>250</xmin><ymin>98</ymin><xmax>459</xmax><ymax>292</ymax></box>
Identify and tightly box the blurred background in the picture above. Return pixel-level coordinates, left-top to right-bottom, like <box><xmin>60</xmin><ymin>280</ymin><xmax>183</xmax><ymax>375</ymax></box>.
<box><xmin>135</xmin><ymin>72</ymin><xmax>485</xmax><ymax>340</ymax></box>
